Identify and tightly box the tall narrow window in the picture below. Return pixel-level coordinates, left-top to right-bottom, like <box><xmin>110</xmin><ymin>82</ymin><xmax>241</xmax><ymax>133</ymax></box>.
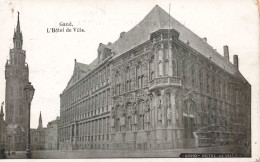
<box><xmin>182</xmin><ymin>60</ymin><xmax>186</xmax><ymax>86</ymax></box>
<box><xmin>128</xmin><ymin>116</ymin><xmax>132</xmax><ymax>131</ymax></box>
<box><xmin>115</xmin><ymin>71</ymin><xmax>121</xmax><ymax>95</ymax></box>
<box><xmin>191</xmin><ymin>65</ymin><xmax>195</xmax><ymax>88</ymax></box>
<box><xmin>206</xmin><ymin>73</ymin><xmax>210</xmax><ymax>93</ymax></box>
<box><xmin>137</xmin><ymin>63</ymin><xmax>143</xmax><ymax>88</ymax></box>
<box><xmin>149</xmin><ymin>56</ymin><xmax>155</xmax><ymax>80</ymax></box>
<box><xmin>138</xmin><ymin>102</ymin><xmax>145</xmax><ymax>130</ymax></box>
<box><xmin>165</xmin><ymin>60</ymin><xmax>169</xmax><ymax>76</ymax></box>
<box><xmin>172</xmin><ymin>59</ymin><xmax>177</xmax><ymax>76</ymax></box>
<box><xmin>159</xmin><ymin>61</ymin><xmax>163</xmax><ymax>76</ymax></box>
<box><xmin>199</xmin><ymin>69</ymin><xmax>203</xmax><ymax>92</ymax></box>
<box><xmin>176</xmin><ymin>59</ymin><xmax>180</xmax><ymax>77</ymax></box>
<box><xmin>125</xmin><ymin>67</ymin><xmax>131</xmax><ymax>92</ymax></box>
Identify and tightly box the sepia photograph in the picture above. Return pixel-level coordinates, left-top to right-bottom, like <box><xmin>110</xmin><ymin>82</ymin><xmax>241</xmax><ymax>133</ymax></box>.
<box><xmin>0</xmin><ymin>0</ymin><xmax>259</xmax><ymax>161</ymax></box>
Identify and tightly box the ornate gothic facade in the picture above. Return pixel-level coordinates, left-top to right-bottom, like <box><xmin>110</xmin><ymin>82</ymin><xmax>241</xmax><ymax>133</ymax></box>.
<box><xmin>59</xmin><ymin>5</ymin><xmax>251</xmax><ymax>150</ymax></box>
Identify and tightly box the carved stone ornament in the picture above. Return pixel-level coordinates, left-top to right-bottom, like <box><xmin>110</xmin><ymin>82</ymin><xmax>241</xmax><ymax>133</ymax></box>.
<box><xmin>120</xmin><ymin>116</ymin><xmax>125</xmax><ymax>126</ymax></box>
<box><xmin>115</xmin><ymin>96</ymin><xmax>123</xmax><ymax>105</ymax></box>
<box><xmin>145</xmin><ymin>113</ymin><xmax>150</xmax><ymax>123</ymax></box>
<box><xmin>110</xmin><ymin>117</ymin><xmax>115</xmax><ymax>127</ymax></box>
<box><xmin>158</xmin><ymin>108</ymin><xmax>162</xmax><ymax>121</ymax></box>
<box><xmin>124</xmin><ymin>93</ymin><xmax>133</xmax><ymax>103</ymax></box>
<box><xmin>145</xmin><ymin>101</ymin><xmax>150</xmax><ymax>112</ymax></box>
<box><xmin>167</xmin><ymin>107</ymin><xmax>172</xmax><ymax>119</ymax></box>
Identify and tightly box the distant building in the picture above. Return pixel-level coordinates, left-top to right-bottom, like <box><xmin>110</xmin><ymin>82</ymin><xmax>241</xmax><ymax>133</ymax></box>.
<box><xmin>31</xmin><ymin>112</ymin><xmax>46</xmax><ymax>150</ymax></box>
<box><xmin>0</xmin><ymin>103</ymin><xmax>7</xmax><ymax>149</ymax></box>
<box><xmin>4</xmin><ymin>12</ymin><xmax>33</xmax><ymax>151</ymax></box>
<box><xmin>59</xmin><ymin>5</ymin><xmax>251</xmax><ymax>151</ymax></box>
<box><xmin>45</xmin><ymin>117</ymin><xmax>60</xmax><ymax>150</ymax></box>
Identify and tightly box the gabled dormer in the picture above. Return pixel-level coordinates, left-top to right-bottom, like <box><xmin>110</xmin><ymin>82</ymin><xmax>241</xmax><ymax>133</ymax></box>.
<box><xmin>98</xmin><ymin>43</ymin><xmax>111</xmax><ymax>64</ymax></box>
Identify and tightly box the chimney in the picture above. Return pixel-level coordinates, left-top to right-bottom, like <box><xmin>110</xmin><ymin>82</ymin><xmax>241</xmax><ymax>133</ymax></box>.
<box><xmin>223</xmin><ymin>45</ymin><xmax>229</xmax><ymax>60</ymax></box>
<box><xmin>233</xmin><ymin>55</ymin><xmax>239</xmax><ymax>70</ymax></box>
<box><xmin>120</xmin><ymin>32</ymin><xmax>126</xmax><ymax>38</ymax></box>
<box><xmin>202</xmin><ymin>37</ymin><xmax>207</xmax><ymax>42</ymax></box>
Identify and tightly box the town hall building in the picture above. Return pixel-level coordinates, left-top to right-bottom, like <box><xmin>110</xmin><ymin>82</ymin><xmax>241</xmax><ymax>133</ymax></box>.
<box><xmin>59</xmin><ymin>5</ymin><xmax>251</xmax><ymax>150</ymax></box>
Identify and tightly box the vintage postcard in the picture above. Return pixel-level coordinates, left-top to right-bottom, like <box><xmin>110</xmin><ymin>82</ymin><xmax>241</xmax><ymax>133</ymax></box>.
<box><xmin>0</xmin><ymin>0</ymin><xmax>259</xmax><ymax>161</ymax></box>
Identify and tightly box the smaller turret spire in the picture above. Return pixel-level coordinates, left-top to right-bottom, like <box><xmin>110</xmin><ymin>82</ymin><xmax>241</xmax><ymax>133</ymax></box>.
<box><xmin>16</xmin><ymin>11</ymin><xmax>20</xmax><ymax>33</ymax></box>
<box><xmin>38</xmin><ymin>111</ymin><xmax>43</xmax><ymax>129</ymax></box>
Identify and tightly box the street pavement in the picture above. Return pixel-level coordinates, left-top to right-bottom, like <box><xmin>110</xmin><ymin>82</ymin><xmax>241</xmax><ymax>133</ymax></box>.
<box><xmin>1</xmin><ymin>145</ymin><xmax>250</xmax><ymax>159</ymax></box>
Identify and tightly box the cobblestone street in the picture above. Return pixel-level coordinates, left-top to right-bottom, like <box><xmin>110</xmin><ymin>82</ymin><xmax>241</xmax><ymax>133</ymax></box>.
<box><xmin>2</xmin><ymin>145</ymin><xmax>250</xmax><ymax>159</ymax></box>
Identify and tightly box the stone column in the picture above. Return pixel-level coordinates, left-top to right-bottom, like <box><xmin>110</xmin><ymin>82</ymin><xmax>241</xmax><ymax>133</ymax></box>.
<box><xmin>148</xmin><ymin>59</ymin><xmax>150</xmax><ymax>81</ymax></box>
<box><xmin>171</xmin><ymin>91</ymin><xmax>176</xmax><ymax>128</ymax></box>
<box><xmin>161</xmin><ymin>91</ymin><xmax>166</xmax><ymax>129</ymax></box>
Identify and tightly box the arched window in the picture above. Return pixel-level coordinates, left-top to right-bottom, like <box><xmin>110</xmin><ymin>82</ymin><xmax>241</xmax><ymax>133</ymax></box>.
<box><xmin>176</xmin><ymin>59</ymin><xmax>180</xmax><ymax>77</ymax></box>
<box><xmin>137</xmin><ymin>62</ymin><xmax>143</xmax><ymax>88</ymax></box>
<box><xmin>206</xmin><ymin>73</ymin><xmax>210</xmax><ymax>93</ymax></box>
<box><xmin>166</xmin><ymin>92</ymin><xmax>171</xmax><ymax>108</ymax></box>
<box><xmin>182</xmin><ymin>60</ymin><xmax>186</xmax><ymax>86</ymax></box>
<box><xmin>189</xmin><ymin>103</ymin><xmax>195</xmax><ymax>117</ymax></box>
<box><xmin>158</xmin><ymin>61</ymin><xmax>163</xmax><ymax>76</ymax></box>
<box><xmin>14</xmin><ymin>56</ymin><xmax>17</xmax><ymax>64</ymax></box>
<box><xmin>149</xmin><ymin>56</ymin><xmax>154</xmax><ymax>80</ymax></box>
<box><xmin>19</xmin><ymin>87</ymin><xmax>23</xmax><ymax>97</ymax></box>
<box><xmin>191</xmin><ymin>64</ymin><xmax>195</xmax><ymax>88</ymax></box>
<box><xmin>115</xmin><ymin>71</ymin><xmax>121</xmax><ymax>95</ymax></box>
<box><xmin>172</xmin><ymin>59</ymin><xmax>177</xmax><ymax>76</ymax></box>
<box><xmin>125</xmin><ymin>67</ymin><xmax>131</xmax><ymax>92</ymax></box>
<box><xmin>199</xmin><ymin>69</ymin><xmax>203</xmax><ymax>92</ymax></box>
<box><xmin>10</xmin><ymin>105</ymin><xmax>14</xmax><ymax>115</ymax></box>
<box><xmin>126</xmin><ymin>103</ymin><xmax>132</xmax><ymax>131</ymax></box>
<box><xmin>19</xmin><ymin>105</ymin><xmax>23</xmax><ymax>115</ymax></box>
<box><xmin>138</xmin><ymin>101</ymin><xmax>145</xmax><ymax>130</ymax></box>
<box><xmin>223</xmin><ymin>82</ymin><xmax>226</xmax><ymax>100</ymax></box>
<box><xmin>165</xmin><ymin>60</ymin><xmax>169</xmax><ymax>75</ymax></box>
<box><xmin>218</xmin><ymin>79</ymin><xmax>221</xmax><ymax>97</ymax></box>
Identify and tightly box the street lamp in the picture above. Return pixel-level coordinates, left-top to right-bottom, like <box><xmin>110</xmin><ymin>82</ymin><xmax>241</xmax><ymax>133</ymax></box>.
<box><xmin>8</xmin><ymin>135</ymin><xmax>11</xmax><ymax>155</ymax></box>
<box><xmin>24</xmin><ymin>82</ymin><xmax>35</xmax><ymax>159</ymax></box>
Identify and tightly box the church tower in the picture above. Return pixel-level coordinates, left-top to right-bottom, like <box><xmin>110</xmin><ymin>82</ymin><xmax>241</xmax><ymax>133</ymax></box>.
<box><xmin>37</xmin><ymin>111</ymin><xmax>43</xmax><ymax>129</ymax></box>
<box><xmin>5</xmin><ymin>12</ymin><xmax>29</xmax><ymax>133</ymax></box>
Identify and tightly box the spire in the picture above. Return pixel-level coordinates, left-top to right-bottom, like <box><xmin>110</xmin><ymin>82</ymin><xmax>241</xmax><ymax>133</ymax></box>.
<box><xmin>38</xmin><ymin>111</ymin><xmax>43</xmax><ymax>129</ymax></box>
<box><xmin>17</xmin><ymin>11</ymin><xmax>20</xmax><ymax>33</ymax></box>
<box><xmin>13</xmin><ymin>11</ymin><xmax>23</xmax><ymax>49</ymax></box>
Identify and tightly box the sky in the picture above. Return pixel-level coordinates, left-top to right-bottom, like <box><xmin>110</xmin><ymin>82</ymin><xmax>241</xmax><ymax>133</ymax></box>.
<box><xmin>0</xmin><ymin>0</ymin><xmax>259</xmax><ymax>155</ymax></box>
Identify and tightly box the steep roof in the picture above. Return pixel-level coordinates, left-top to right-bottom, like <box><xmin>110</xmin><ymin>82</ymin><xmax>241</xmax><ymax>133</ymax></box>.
<box><xmin>76</xmin><ymin>62</ymin><xmax>90</xmax><ymax>72</ymax></box>
<box><xmin>64</xmin><ymin>58</ymin><xmax>99</xmax><ymax>91</ymax></box>
<box><xmin>110</xmin><ymin>5</ymin><xmax>237</xmax><ymax>75</ymax></box>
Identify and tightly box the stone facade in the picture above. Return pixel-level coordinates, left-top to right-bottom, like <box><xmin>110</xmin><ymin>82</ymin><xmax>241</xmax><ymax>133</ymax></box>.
<box><xmin>4</xmin><ymin>13</ymin><xmax>30</xmax><ymax>151</ymax></box>
<box><xmin>59</xmin><ymin>5</ymin><xmax>251</xmax><ymax>150</ymax></box>
<box><xmin>45</xmin><ymin>117</ymin><xmax>60</xmax><ymax>150</ymax></box>
<box><xmin>31</xmin><ymin>112</ymin><xmax>46</xmax><ymax>150</ymax></box>
<box><xmin>31</xmin><ymin>128</ymin><xmax>46</xmax><ymax>150</ymax></box>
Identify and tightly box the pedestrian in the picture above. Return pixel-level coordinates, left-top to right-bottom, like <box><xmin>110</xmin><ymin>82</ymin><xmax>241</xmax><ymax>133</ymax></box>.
<box><xmin>1</xmin><ymin>147</ymin><xmax>6</xmax><ymax>159</ymax></box>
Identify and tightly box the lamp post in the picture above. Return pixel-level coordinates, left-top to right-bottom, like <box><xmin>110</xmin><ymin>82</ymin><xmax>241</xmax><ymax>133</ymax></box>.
<box><xmin>24</xmin><ymin>82</ymin><xmax>35</xmax><ymax>159</ymax></box>
<box><xmin>8</xmin><ymin>135</ymin><xmax>11</xmax><ymax>155</ymax></box>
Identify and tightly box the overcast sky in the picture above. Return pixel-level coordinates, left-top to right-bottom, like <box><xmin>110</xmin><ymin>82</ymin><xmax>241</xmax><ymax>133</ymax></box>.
<box><xmin>0</xmin><ymin>0</ymin><xmax>258</xmax><ymax>149</ymax></box>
